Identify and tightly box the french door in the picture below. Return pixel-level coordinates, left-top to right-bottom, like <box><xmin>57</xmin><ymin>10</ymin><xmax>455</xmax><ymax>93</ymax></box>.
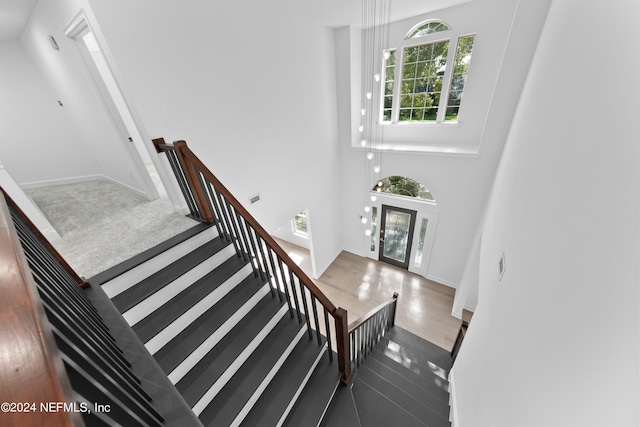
<box><xmin>379</xmin><ymin>205</ymin><xmax>417</xmax><ymax>269</ymax></box>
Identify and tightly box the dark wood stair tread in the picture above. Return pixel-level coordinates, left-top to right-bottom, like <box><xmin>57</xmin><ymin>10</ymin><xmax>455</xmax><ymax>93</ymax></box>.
<box><xmin>133</xmin><ymin>255</ymin><xmax>250</xmax><ymax>342</ymax></box>
<box><xmin>368</xmin><ymin>349</ymin><xmax>450</xmax><ymax>402</ymax></box>
<box><xmin>90</xmin><ymin>223</ymin><xmax>211</xmax><ymax>286</ymax></box>
<box><xmin>154</xmin><ymin>274</ymin><xmax>269</xmax><ymax>374</ymax></box>
<box><xmin>355</xmin><ymin>364</ymin><xmax>451</xmax><ymax>427</ymax></box>
<box><xmin>112</xmin><ymin>236</ymin><xmax>230</xmax><ymax>313</ymax></box>
<box><xmin>175</xmin><ymin>291</ymin><xmax>287</xmax><ymax>404</ymax></box>
<box><xmin>240</xmin><ymin>336</ymin><xmax>330</xmax><ymax>427</ymax></box>
<box><xmin>363</xmin><ymin>355</ymin><xmax>451</xmax><ymax>413</ymax></box>
<box><xmin>351</xmin><ymin>379</ymin><xmax>428</xmax><ymax>427</ymax></box>
<box><xmin>284</xmin><ymin>353</ymin><xmax>343</xmax><ymax>427</ymax></box>
<box><xmin>386</xmin><ymin>327</ymin><xmax>453</xmax><ymax>374</ymax></box>
<box><xmin>197</xmin><ymin>316</ymin><xmax>306</xmax><ymax>426</ymax></box>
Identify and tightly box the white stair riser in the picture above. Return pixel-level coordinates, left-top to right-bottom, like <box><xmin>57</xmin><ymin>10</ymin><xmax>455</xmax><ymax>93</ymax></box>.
<box><xmin>144</xmin><ymin>263</ymin><xmax>254</xmax><ymax>354</ymax></box>
<box><xmin>168</xmin><ymin>284</ymin><xmax>278</xmax><ymax>384</ymax></box>
<box><xmin>229</xmin><ymin>325</ymin><xmax>308</xmax><ymax>426</ymax></box>
<box><xmin>275</xmin><ymin>344</ymin><xmax>328</xmax><ymax>427</ymax></box>
<box><xmin>190</xmin><ymin>304</ymin><xmax>291</xmax><ymax>415</ymax></box>
<box><xmin>122</xmin><ymin>244</ymin><xmax>236</xmax><ymax>326</ymax></box>
<box><xmin>102</xmin><ymin>227</ymin><xmax>219</xmax><ymax>298</ymax></box>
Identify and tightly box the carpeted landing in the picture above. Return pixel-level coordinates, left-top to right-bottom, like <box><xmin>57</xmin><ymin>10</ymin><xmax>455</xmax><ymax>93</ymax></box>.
<box><xmin>25</xmin><ymin>179</ymin><xmax>197</xmax><ymax>278</ymax></box>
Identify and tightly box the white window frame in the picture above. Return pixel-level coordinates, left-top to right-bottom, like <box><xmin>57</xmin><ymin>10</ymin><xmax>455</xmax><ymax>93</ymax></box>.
<box><xmin>380</xmin><ymin>21</ymin><xmax>476</xmax><ymax>126</ymax></box>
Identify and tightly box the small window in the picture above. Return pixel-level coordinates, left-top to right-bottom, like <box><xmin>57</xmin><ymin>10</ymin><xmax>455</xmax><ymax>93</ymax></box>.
<box><xmin>445</xmin><ymin>35</ymin><xmax>475</xmax><ymax>121</ymax></box>
<box><xmin>414</xmin><ymin>218</ymin><xmax>429</xmax><ymax>267</ymax></box>
<box><xmin>292</xmin><ymin>211</ymin><xmax>308</xmax><ymax>237</ymax></box>
<box><xmin>382</xmin><ymin>49</ymin><xmax>396</xmax><ymax>122</ymax></box>
<box><xmin>405</xmin><ymin>20</ymin><xmax>451</xmax><ymax>39</ymax></box>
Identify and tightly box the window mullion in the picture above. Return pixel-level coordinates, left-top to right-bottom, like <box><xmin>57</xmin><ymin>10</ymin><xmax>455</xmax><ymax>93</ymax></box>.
<box><xmin>391</xmin><ymin>47</ymin><xmax>403</xmax><ymax>123</ymax></box>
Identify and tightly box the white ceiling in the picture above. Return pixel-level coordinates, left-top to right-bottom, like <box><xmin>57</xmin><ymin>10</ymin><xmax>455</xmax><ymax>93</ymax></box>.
<box><xmin>261</xmin><ymin>0</ymin><xmax>475</xmax><ymax>28</ymax></box>
<box><xmin>0</xmin><ymin>0</ymin><xmax>38</xmax><ymax>40</ymax></box>
<box><xmin>0</xmin><ymin>0</ymin><xmax>473</xmax><ymax>41</ymax></box>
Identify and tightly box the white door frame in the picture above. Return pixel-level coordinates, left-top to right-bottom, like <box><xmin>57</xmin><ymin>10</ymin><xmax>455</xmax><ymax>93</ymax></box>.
<box><xmin>63</xmin><ymin>10</ymin><xmax>182</xmax><ymax>208</ymax></box>
<box><xmin>363</xmin><ymin>192</ymin><xmax>439</xmax><ymax>278</ymax></box>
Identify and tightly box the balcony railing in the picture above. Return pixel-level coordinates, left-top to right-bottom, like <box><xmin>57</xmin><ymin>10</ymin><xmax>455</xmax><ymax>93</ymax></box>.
<box><xmin>0</xmin><ymin>189</ymin><xmax>168</xmax><ymax>426</ymax></box>
<box><xmin>349</xmin><ymin>293</ymin><xmax>398</xmax><ymax>369</ymax></box>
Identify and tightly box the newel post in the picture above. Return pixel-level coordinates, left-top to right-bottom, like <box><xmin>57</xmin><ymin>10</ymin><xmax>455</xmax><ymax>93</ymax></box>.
<box><xmin>173</xmin><ymin>140</ymin><xmax>214</xmax><ymax>223</ymax></box>
<box><xmin>334</xmin><ymin>307</ymin><xmax>352</xmax><ymax>385</ymax></box>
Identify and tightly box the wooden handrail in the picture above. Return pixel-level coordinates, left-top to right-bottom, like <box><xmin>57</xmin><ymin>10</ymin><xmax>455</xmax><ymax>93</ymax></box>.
<box><xmin>348</xmin><ymin>292</ymin><xmax>398</xmax><ymax>332</ymax></box>
<box><xmin>165</xmin><ymin>140</ymin><xmax>352</xmax><ymax>382</ymax></box>
<box><xmin>178</xmin><ymin>143</ymin><xmax>339</xmax><ymax>314</ymax></box>
<box><xmin>0</xmin><ymin>192</ymin><xmax>82</xmax><ymax>427</ymax></box>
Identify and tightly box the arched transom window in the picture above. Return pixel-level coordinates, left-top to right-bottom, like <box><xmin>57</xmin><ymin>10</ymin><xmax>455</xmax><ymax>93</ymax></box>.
<box><xmin>405</xmin><ymin>20</ymin><xmax>451</xmax><ymax>39</ymax></box>
<box><xmin>372</xmin><ymin>176</ymin><xmax>435</xmax><ymax>201</ymax></box>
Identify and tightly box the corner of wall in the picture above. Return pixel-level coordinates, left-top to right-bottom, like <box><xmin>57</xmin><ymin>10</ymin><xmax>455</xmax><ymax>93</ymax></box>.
<box><xmin>448</xmin><ymin>368</ymin><xmax>459</xmax><ymax>427</ymax></box>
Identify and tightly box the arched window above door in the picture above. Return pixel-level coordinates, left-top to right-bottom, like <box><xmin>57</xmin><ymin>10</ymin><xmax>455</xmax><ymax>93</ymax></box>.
<box><xmin>372</xmin><ymin>176</ymin><xmax>435</xmax><ymax>202</ymax></box>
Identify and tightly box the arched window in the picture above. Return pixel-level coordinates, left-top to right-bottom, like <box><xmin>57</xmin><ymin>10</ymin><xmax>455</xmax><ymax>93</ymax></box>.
<box><xmin>381</xmin><ymin>18</ymin><xmax>476</xmax><ymax>123</ymax></box>
<box><xmin>372</xmin><ymin>176</ymin><xmax>435</xmax><ymax>201</ymax></box>
<box><xmin>405</xmin><ymin>20</ymin><xmax>451</xmax><ymax>39</ymax></box>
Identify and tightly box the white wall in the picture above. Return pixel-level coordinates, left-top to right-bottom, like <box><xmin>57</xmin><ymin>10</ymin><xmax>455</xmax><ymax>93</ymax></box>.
<box><xmin>0</xmin><ymin>161</ymin><xmax>60</xmax><ymax>243</ymax></box>
<box><xmin>15</xmin><ymin>0</ymin><xmax>151</xmax><ymax>196</ymax></box>
<box><xmin>0</xmin><ymin>40</ymin><xmax>97</xmax><ymax>184</ymax></box>
<box><xmin>450</xmin><ymin>0</ymin><xmax>640</xmax><ymax>425</ymax></box>
<box><xmin>83</xmin><ymin>0</ymin><xmax>344</xmax><ymax>275</ymax></box>
<box><xmin>338</xmin><ymin>0</ymin><xmax>552</xmax><ymax>287</ymax></box>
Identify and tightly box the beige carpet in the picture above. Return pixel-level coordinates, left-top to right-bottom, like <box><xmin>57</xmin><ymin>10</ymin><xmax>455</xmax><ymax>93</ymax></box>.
<box><xmin>26</xmin><ymin>180</ymin><xmax>197</xmax><ymax>279</ymax></box>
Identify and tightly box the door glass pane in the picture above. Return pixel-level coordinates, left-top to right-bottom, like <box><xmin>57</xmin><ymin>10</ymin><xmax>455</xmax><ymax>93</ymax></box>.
<box><xmin>414</xmin><ymin>218</ymin><xmax>428</xmax><ymax>267</ymax></box>
<box><xmin>370</xmin><ymin>207</ymin><xmax>378</xmax><ymax>252</ymax></box>
<box><xmin>383</xmin><ymin>209</ymin><xmax>412</xmax><ymax>262</ymax></box>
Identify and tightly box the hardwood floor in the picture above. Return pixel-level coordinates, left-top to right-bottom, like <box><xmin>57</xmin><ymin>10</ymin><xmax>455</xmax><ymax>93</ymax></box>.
<box><xmin>274</xmin><ymin>238</ymin><xmax>472</xmax><ymax>351</ymax></box>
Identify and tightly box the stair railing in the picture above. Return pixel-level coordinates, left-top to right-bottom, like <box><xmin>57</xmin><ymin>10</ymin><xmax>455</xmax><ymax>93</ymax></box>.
<box><xmin>154</xmin><ymin>139</ymin><xmax>352</xmax><ymax>384</ymax></box>
<box><xmin>451</xmin><ymin>320</ymin><xmax>469</xmax><ymax>363</ymax></box>
<box><xmin>0</xmin><ymin>189</ymin><xmax>80</xmax><ymax>427</ymax></box>
<box><xmin>0</xmin><ymin>189</ymin><xmax>168</xmax><ymax>426</ymax></box>
<box><xmin>349</xmin><ymin>293</ymin><xmax>398</xmax><ymax>369</ymax></box>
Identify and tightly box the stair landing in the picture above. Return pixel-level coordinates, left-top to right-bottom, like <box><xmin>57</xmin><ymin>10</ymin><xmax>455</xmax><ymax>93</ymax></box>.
<box><xmin>322</xmin><ymin>326</ymin><xmax>453</xmax><ymax>427</ymax></box>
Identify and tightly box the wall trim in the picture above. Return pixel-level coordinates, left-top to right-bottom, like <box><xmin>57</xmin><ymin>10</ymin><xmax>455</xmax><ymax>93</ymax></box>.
<box><xmin>426</xmin><ymin>273</ymin><xmax>458</xmax><ymax>289</ymax></box>
<box><xmin>19</xmin><ymin>174</ymin><xmax>104</xmax><ymax>189</ymax></box>
<box><xmin>20</xmin><ymin>174</ymin><xmax>150</xmax><ymax>200</ymax></box>
<box><xmin>343</xmin><ymin>247</ymin><xmax>366</xmax><ymax>258</ymax></box>
<box><xmin>312</xmin><ymin>247</ymin><xmax>341</xmax><ymax>280</ymax></box>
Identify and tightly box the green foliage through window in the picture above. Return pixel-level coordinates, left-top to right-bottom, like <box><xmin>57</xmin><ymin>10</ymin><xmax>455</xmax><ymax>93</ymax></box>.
<box><xmin>446</xmin><ymin>35</ymin><xmax>475</xmax><ymax>121</ymax></box>
<box><xmin>372</xmin><ymin>176</ymin><xmax>435</xmax><ymax>201</ymax></box>
<box><xmin>399</xmin><ymin>41</ymin><xmax>449</xmax><ymax>122</ymax></box>
<box><xmin>293</xmin><ymin>211</ymin><xmax>308</xmax><ymax>236</ymax></box>
<box><xmin>380</xmin><ymin>18</ymin><xmax>476</xmax><ymax>124</ymax></box>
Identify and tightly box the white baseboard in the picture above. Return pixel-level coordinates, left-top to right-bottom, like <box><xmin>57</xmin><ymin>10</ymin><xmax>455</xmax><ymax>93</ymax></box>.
<box><xmin>343</xmin><ymin>246</ymin><xmax>365</xmax><ymax>257</ymax></box>
<box><xmin>425</xmin><ymin>273</ymin><xmax>458</xmax><ymax>289</ymax></box>
<box><xmin>20</xmin><ymin>174</ymin><xmax>153</xmax><ymax>201</ymax></box>
<box><xmin>101</xmin><ymin>175</ymin><xmax>152</xmax><ymax>200</ymax></box>
<box><xmin>312</xmin><ymin>247</ymin><xmax>341</xmax><ymax>279</ymax></box>
<box><xmin>19</xmin><ymin>174</ymin><xmax>104</xmax><ymax>189</ymax></box>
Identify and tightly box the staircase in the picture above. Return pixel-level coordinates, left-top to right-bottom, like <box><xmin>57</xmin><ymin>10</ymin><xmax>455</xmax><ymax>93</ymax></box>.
<box><xmin>322</xmin><ymin>327</ymin><xmax>453</xmax><ymax>427</ymax></box>
<box><xmin>93</xmin><ymin>223</ymin><xmax>342</xmax><ymax>426</ymax></box>
<box><xmin>0</xmin><ymin>138</ymin><xmax>455</xmax><ymax>426</ymax></box>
